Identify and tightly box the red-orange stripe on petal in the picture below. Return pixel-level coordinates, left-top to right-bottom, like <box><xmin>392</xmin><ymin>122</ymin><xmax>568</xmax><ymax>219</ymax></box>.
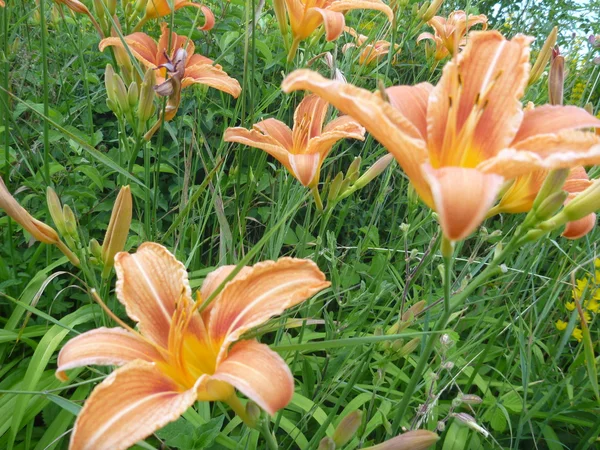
<box><xmin>386</xmin><ymin>83</ymin><xmax>433</xmax><ymax>140</ymax></box>
<box><xmin>70</xmin><ymin>360</ymin><xmax>199</xmax><ymax>450</ymax></box>
<box><xmin>213</xmin><ymin>339</ymin><xmax>293</xmax><ymax>415</ymax></box>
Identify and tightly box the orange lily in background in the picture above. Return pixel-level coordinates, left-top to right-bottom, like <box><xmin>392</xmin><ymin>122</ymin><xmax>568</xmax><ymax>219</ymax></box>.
<box><xmin>57</xmin><ymin>243</ymin><xmax>329</xmax><ymax>450</ymax></box>
<box><xmin>54</xmin><ymin>0</ymin><xmax>104</xmax><ymax>38</ymax></box>
<box><xmin>561</xmin><ymin>167</ymin><xmax>597</xmax><ymax>239</ymax></box>
<box><xmin>284</xmin><ymin>0</ymin><xmax>394</xmax><ymax>60</ymax></box>
<box><xmin>135</xmin><ymin>0</ymin><xmax>215</xmax><ymax>32</ymax></box>
<box><xmin>282</xmin><ymin>31</ymin><xmax>600</xmax><ymax>242</ymax></box>
<box><xmin>417</xmin><ymin>10</ymin><xmax>488</xmax><ymax>60</ymax></box>
<box><xmin>342</xmin><ymin>26</ymin><xmax>400</xmax><ymax>65</ymax></box>
<box><xmin>0</xmin><ymin>1</ymin><xmax>5</xmax><ymax>7</ymax></box>
<box><xmin>224</xmin><ymin>94</ymin><xmax>365</xmax><ymax>187</ymax></box>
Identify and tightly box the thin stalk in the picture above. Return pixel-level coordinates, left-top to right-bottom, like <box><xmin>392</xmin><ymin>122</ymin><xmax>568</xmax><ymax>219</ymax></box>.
<box><xmin>39</xmin><ymin>0</ymin><xmax>51</xmax><ymax>185</ymax></box>
<box><xmin>259</xmin><ymin>420</ymin><xmax>278</xmax><ymax>450</ymax></box>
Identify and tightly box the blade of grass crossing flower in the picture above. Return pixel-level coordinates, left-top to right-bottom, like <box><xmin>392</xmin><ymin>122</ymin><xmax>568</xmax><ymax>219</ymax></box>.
<box><xmin>8</xmin><ymin>305</ymin><xmax>101</xmax><ymax>450</ymax></box>
<box><xmin>581</xmin><ymin>319</ymin><xmax>599</xmax><ymax>404</ymax></box>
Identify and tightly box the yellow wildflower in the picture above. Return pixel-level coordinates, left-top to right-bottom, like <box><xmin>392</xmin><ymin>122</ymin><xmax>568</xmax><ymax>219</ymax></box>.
<box><xmin>572</xmin><ymin>327</ymin><xmax>583</xmax><ymax>342</ymax></box>
<box><xmin>555</xmin><ymin>320</ymin><xmax>567</xmax><ymax>331</ymax></box>
<box><xmin>572</xmin><ymin>277</ymin><xmax>589</xmax><ymax>300</ymax></box>
<box><xmin>594</xmin><ymin>258</ymin><xmax>600</xmax><ymax>268</ymax></box>
<box><xmin>586</xmin><ymin>299</ymin><xmax>600</xmax><ymax>313</ymax></box>
<box><xmin>565</xmin><ymin>301</ymin><xmax>576</xmax><ymax>311</ymax></box>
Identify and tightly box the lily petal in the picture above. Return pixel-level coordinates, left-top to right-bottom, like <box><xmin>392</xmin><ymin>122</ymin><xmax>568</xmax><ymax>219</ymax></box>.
<box><xmin>212</xmin><ymin>339</ymin><xmax>293</xmax><ymax>415</ymax></box>
<box><xmin>56</xmin><ymin>327</ymin><xmax>164</xmax><ymax>381</ymax></box>
<box><xmin>224</xmin><ymin>127</ymin><xmax>292</xmax><ymax>171</ymax></box>
<box><xmin>288</xmin><ymin>152</ymin><xmax>321</xmax><ymax>186</ymax></box>
<box><xmin>208</xmin><ymin>257</ymin><xmax>330</xmax><ymax>360</ymax></box>
<box><xmin>99</xmin><ymin>34</ymin><xmax>158</xmax><ymax>68</ymax></box>
<box><xmin>326</xmin><ymin>0</ymin><xmax>394</xmax><ymax>23</ymax></box>
<box><xmin>70</xmin><ymin>360</ymin><xmax>199</xmax><ymax>450</ymax></box>
<box><xmin>282</xmin><ymin>70</ymin><xmax>431</xmax><ymax>203</ymax></box>
<box><xmin>182</xmin><ymin>64</ymin><xmax>242</xmax><ymax>97</ymax></box>
<box><xmin>512</xmin><ymin>105</ymin><xmax>600</xmax><ymax>144</ymax></box>
<box><xmin>386</xmin><ymin>83</ymin><xmax>433</xmax><ymax>139</ymax></box>
<box><xmin>114</xmin><ymin>243</ymin><xmax>198</xmax><ymax>348</ymax></box>
<box><xmin>200</xmin><ymin>265</ymin><xmax>252</xmax><ymax>321</ymax></box>
<box><xmin>423</xmin><ymin>165</ymin><xmax>504</xmax><ymax>241</ymax></box>
<box><xmin>562</xmin><ymin>213</ymin><xmax>596</xmax><ymax>239</ymax></box>
<box><xmin>306</xmin><ymin>119</ymin><xmax>365</xmax><ymax>159</ymax></box>
<box><xmin>306</xmin><ymin>8</ymin><xmax>345</xmax><ymax>41</ymax></box>
<box><xmin>293</xmin><ymin>94</ymin><xmax>330</xmax><ymax>145</ymax></box>
<box><xmin>427</xmin><ymin>32</ymin><xmax>532</xmax><ymax>166</ymax></box>
<box><xmin>494</xmin><ymin>170</ymin><xmax>548</xmax><ymax>214</ymax></box>
<box><xmin>254</xmin><ymin>118</ymin><xmax>294</xmax><ymax>151</ymax></box>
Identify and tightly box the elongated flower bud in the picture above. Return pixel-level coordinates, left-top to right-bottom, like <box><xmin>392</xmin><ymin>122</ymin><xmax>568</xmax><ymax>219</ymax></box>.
<box><xmin>101</xmin><ymin>186</ymin><xmax>132</xmax><ymax>278</ymax></box>
<box><xmin>46</xmin><ymin>187</ymin><xmax>67</xmax><ymax>236</ymax></box>
<box><xmin>528</xmin><ymin>26</ymin><xmax>557</xmax><ymax>86</ymax></box>
<box><xmin>327</xmin><ymin>172</ymin><xmax>344</xmax><ymax>202</ymax></box>
<box><xmin>365</xmin><ymin>430</ymin><xmax>439</xmax><ymax>449</ymax></box>
<box><xmin>62</xmin><ymin>204</ymin><xmax>78</xmax><ymax>239</ymax></box>
<box><xmin>354</xmin><ymin>154</ymin><xmax>395</xmax><ymax>190</ymax></box>
<box><xmin>273</xmin><ymin>0</ymin><xmax>288</xmax><ymax>42</ymax></box>
<box><xmin>420</xmin><ymin>0</ymin><xmax>443</xmax><ymax>22</ymax></box>
<box><xmin>535</xmin><ymin>190</ymin><xmax>568</xmax><ymax>220</ymax></box>
<box><xmin>127</xmin><ymin>81</ymin><xmax>139</xmax><ymax>110</ymax></box>
<box><xmin>333</xmin><ymin>410</ymin><xmax>363</xmax><ymax>447</ymax></box>
<box><xmin>138</xmin><ymin>68</ymin><xmax>157</xmax><ymax>124</ymax></box>
<box><xmin>318</xmin><ymin>437</ymin><xmax>336</xmax><ymax>450</ymax></box>
<box><xmin>532</xmin><ymin>168</ymin><xmax>569</xmax><ymax>211</ymax></box>
<box><xmin>548</xmin><ymin>47</ymin><xmax>564</xmax><ymax>106</ymax></box>
<box><xmin>561</xmin><ymin>179</ymin><xmax>600</xmax><ymax>222</ymax></box>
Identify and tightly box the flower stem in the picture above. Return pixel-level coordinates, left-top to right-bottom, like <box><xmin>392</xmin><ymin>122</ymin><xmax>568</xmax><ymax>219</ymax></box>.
<box><xmin>259</xmin><ymin>418</ymin><xmax>279</xmax><ymax>450</ymax></box>
<box><xmin>311</xmin><ymin>185</ymin><xmax>324</xmax><ymax>212</ymax></box>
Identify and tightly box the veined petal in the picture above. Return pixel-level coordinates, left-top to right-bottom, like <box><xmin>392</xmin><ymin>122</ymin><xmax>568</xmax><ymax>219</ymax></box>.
<box><xmin>56</xmin><ymin>328</ymin><xmax>164</xmax><ymax>381</ymax></box>
<box><xmin>562</xmin><ymin>167</ymin><xmax>596</xmax><ymax>239</ymax></box>
<box><xmin>494</xmin><ymin>170</ymin><xmax>547</xmax><ymax>214</ymax></box>
<box><xmin>563</xmin><ymin>213</ymin><xmax>596</xmax><ymax>239</ymax></box>
<box><xmin>188</xmin><ymin>53</ymin><xmax>214</xmax><ymax>66</ymax></box>
<box><xmin>182</xmin><ymin>64</ymin><xmax>242</xmax><ymax>98</ymax></box>
<box><xmin>208</xmin><ymin>258</ymin><xmax>330</xmax><ymax>361</ymax></box>
<box><xmin>99</xmin><ymin>34</ymin><xmax>158</xmax><ymax>68</ymax></box>
<box><xmin>70</xmin><ymin>361</ymin><xmax>199</xmax><ymax>450</ymax></box>
<box><xmin>288</xmin><ymin>152</ymin><xmax>321</xmax><ymax>186</ymax></box>
<box><xmin>212</xmin><ymin>340</ymin><xmax>293</xmax><ymax>415</ymax></box>
<box><xmin>224</xmin><ymin>127</ymin><xmax>292</xmax><ymax>171</ymax></box>
<box><xmin>255</xmin><ymin>118</ymin><xmax>294</xmax><ymax>151</ymax></box>
<box><xmin>293</xmin><ymin>94</ymin><xmax>329</xmax><ymax>146</ymax></box>
<box><xmin>326</xmin><ymin>0</ymin><xmax>394</xmax><ymax>23</ymax></box>
<box><xmin>282</xmin><ymin>70</ymin><xmax>431</xmax><ymax>204</ymax></box>
<box><xmin>306</xmin><ymin>119</ymin><xmax>365</xmax><ymax>159</ymax></box>
<box><xmin>199</xmin><ymin>265</ymin><xmax>252</xmax><ymax>322</ymax></box>
<box><xmin>386</xmin><ymin>83</ymin><xmax>433</xmax><ymax>140</ymax></box>
<box><xmin>427</xmin><ymin>32</ymin><xmax>533</xmax><ymax>166</ymax></box>
<box><xmin>479</xmin><ymin>131</ymin><xmax>600</xmax><ymax>178</ymax></box>
<box><xmin>512</xmin><ymin>105</ymin><xmax>600</xmax><ymax>144</ymax></box>
<box><xmin>114</xmin><ymin>243</ymin><xmax>200</xmax><ymax>348</ymax></box>
<box><xmin>423</xmin><ymin>165</ymin><xmax>504</xmax><ymax>241</ymax></box>
<box><xmin>305</xmin><ymin>8</ymin><xmax>345</xmax><ymax>41</ymax></box>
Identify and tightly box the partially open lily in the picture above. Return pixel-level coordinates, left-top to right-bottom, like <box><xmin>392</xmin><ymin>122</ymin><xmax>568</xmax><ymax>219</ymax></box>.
<box><xmin>135</xmin><ymin>0</ymin><xmax>214</xmax><ymax>32</ymax></box>
<box><xmin>417</xmin><ymin>10</ymin><xmax>487</xmax><ymax>60</ymax></box>
<box><xmin>284</xmin><ymin>0</ymin><xmax>394</xmax><ymax>60</ymax></box>
<box><xmin>342</xmin><ymin>26</ymin><xmax>400</xmax><ymax>66</ymax></box>
<box><xmin>56</xmin><ymin>242</ymin><xmax>329</xmax><ymax>450</ymax></box>
<box><xmin>282</xmin><ymin>31</ymin><xmax>600</xmax><ymax>242</ymax></box>
<box><xmin>223</xmin><ymin>94</ymin><xmax>365</xmax><ymax>187</ymax></box>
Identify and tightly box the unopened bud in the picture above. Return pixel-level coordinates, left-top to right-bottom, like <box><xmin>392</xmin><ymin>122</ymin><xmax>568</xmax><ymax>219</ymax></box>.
<box><xmin>318</xmin><ymin>437</ymin><xmax>336</xmax><ymax>450</ymax></box>
<box><xmin>532</xmin><ymin>168</ymin><xmax>570</xmax><ymax>210</ymax></box>
<box><xmin>138</xmin><ymin>68</ymin><xmax>157</xmax><ymax>125</ymax></box>
<box><xmin>460</xmin><ymin>394</ymin><xmax>483</xmax><ymax>405</ymax></box>
<box><xmin>354</xmin><ymin>154</ymin><xmax>395</xmax><ymax>190</ymax></box>
<box><xmin>452</xmin><ymin>413</ymin><xmax>489</xmax><ymax>438</ymax></box>
<box><xmin>401</xmin><ymin>300</ymin><xmax>426</xmax><ymax>322</ymax></box>
<box><xmin>346</xmin><ymin>156</ymin><xmax>362</xmax><ymax>182</ymax></box>
<box><xmin>113</xmin><ymin>73</ymin><xmax>130</xmax><ymax>114</ymax></box>
<box><xmin>127</xmin><ymin>81</ymin><xmax>139</xmax><ymax>109</ymax></box>
<box><xmin>561</xmin><ymin>179</ymin><xmax>600</xmax><ymax>222</ymax></box>
<box><xmin>327</xmin><ymin>172</ymin><xmax>344</xmax><ymax>202</ymax></box>
<box><xmin>364</xmin><ymin>430</ymin><xmax>439</xmax><ymax>450</ymax></box>
<box><xmin>420</xmin><ymin>0</ymin><xmax>443</xmax><ymax>22</ymax></box>
<box><xmin>107</xmin><ymin>0</ymin><xmax>117</xmax><ymax>15</ymax></box>
<box><xmin>535</xmin><ymin>190</ymin><xmax>568</xmax><ymax>220</ymax></box>
<box><xmin>89</xmin><ymin>238</ymin><xmax>103</xmax><ymax>259</ymax></box>
<box><xmin>46</xmin><ymin>187</ymin><xmax>67</xmax><ymax>236</ymax></box>
<box><xmin>548</xmin><ymin>47</ymin><xmax>564</xmax><ymax>106</ymax></box>
<box><xmin>59</xmin><ymin>0</ymin><xmax>93</xmax><ymax>15</ymax></box>
<box><xmin>101</xmin><ymin>186</ymin><xmax>132</xmax><ymax>278</ymax></box>
<box><xmin>245</xmin><ymin>401</ymin><xmax>261</xmax><ymax>426</ymax></box>
<box><xmin>528</xmin><ymin>26</ymin><xmax>557</xmax><ymax>86</ymax></box>
<box><xmin>62</xmin><ymin>204</ymin><xmax>78</xmax><ymax>238</ymax></box>
<box><xmin>396</xmin><ymin>338</ymin><xmax>420</xmax><ymax>358</ymax></box>
<box><xmin>333</xmin><ymin>410</ymin><xmax>363</xmax><ymax>447</ymax></box>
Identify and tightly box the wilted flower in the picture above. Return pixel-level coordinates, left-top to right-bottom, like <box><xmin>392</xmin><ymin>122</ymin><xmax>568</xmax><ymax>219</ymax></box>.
<box><xmin>135</xmin><ymin>0</ymin><xmax>214</xmax><ymax>32</ymax></box>
<box><xmin>284</xmin><ymin>0</ymin><xmax>394</xmax><ymax>61</ymax></box>
<box><xmin>282</xmin><ymin>31</ymin><xmax>600</xmax><ymax>242</ymax></box>
<box><xmin>57</xmin><ymin>243</ymin><xmax>329</xmax><ymax>450</ymax></box>
<box><xmin>417</xmin><ymin>10</ymin><xmax>487</xmax><ymax>60</ymax></box>
<box><xmin>343</xmin><ymin>27</ymin><xmax>400</xmax><ymax>66</ymax></box>
<box><xmin>54</xmin><ymin>0</ymin><xmax>104</xmax><ymax>37</ymax></box>
<box><xmin>224</xmin><ymin>94</ymin><xmax>365</xmax><ymax>187</ymax></box>
<box><xmin>364</xmin><ymin>430</ymin><xmax>439</xmax><ymax>449</ymax></box>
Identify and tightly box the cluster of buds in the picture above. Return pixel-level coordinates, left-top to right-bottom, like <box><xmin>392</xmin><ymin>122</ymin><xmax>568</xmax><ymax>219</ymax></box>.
<box><xmin>378</xmin><ymin>301</ymin><xmax>425</xmax><ymax>359</ymax></box>
<box><xmin>319</xmin><ymin>410</ymin><xmax>438</xmax><ymax>449</ymax></box>
<box><xmin>418</xmin><ymin>0</ymin><xmax>443</xmax><ymax>22</ymax></box>
<box><xmin>528</xmin><ymin>27</ymin><xmax>558</xmax><ymax>86</ymax></box>
<box><xmin>325</xmin><ymin>154</ymin><xmax>395</xmax><ymax>208</ymax></box>
<box><xmin>105</xmin><ymin>64</ymin><xmax>156</xmax><ymax>137</ymax></box>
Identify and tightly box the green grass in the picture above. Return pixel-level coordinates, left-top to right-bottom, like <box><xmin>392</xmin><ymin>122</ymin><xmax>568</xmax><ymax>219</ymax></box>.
<box><xmin>1</xmin><ymin>0</ymin><xmax>600</xmax><ymax>449</ymax></box>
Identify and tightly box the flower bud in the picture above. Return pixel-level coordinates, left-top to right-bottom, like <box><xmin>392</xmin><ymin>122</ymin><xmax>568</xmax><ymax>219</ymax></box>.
<box><xmin>101</xmin><ymin>186</ymin><xmax>132</xmax><ymax>278</ymax></box>
<box><xmin>137</xmin><ymin>68</ymin><xmax>157</xmax><ymax>124</ymax></box>
<box><xmin>396</xmin><ymin>337</ymin><xmax>420</xmax><ymax>358</ymax></box>
<box><xmin>346</xmin><ymin>156</ymin><xmax>362</xmax><ymax>182</ymax></box>
<box><xmin>452</xmin><ymin>413</ymin><xmax>489</xmax><ymax>438</ymax></box>
<box><xmin>561</xmin><ymin>179</ymin><xmax>600</xmax><ymax>222</ymax></box>
<box><xmin>89</xmin><ymin>238</ymin><xmax>103</xmax><ymax>259</ymax></box>
<box><xmin>528</xmin><ymin>26</ymin><xmax>557</xmax><ymax>86</ymax></box>
<box><xmin>273</xmin><ymin>0</ymin><xmax>288</xmax><ymax>43</ymax></box>
<box><xmin>401</xmin><ymin>300</ymin><xmax>426</xmax><ymax>322</ymax></box>
<box><xmin>113</xmin><ymin>73</ymin><xmax>130</xmax><ymax>114</ymax></box>
<box><xmin>62</xmin><ymin>204</ymin><xmax>78</xmax><ymax>238</ymax></box>
<box><xmin>333</xmin><ymin>410</ymin><xmax>363</xmax><ymax>447</ymax></box>
<box><xmin>532</xmin><ymin>168</ymin><xmax>569</xmax><ymax>211</ymax></box>
<box><xmin>354</xmin><ymin>154</ymin><xmax>395</xmax><ymax>190</ymax></box>
<box><xmin>548</xmin><ymin>47</ymin><xmax>564</xmax><ymax>106</ymax></box>
<box><xmin>107</xmin><ymin>0</ymin><xmax>117</xmax><ymax>15</ymax></box>
<box><xmin>127</xmin><ymin>81</ymin><xmax>139</xmax><ymax>110</ymax></box>
<box><xmin>365</xmin><ymin>430</ymin><xmax>439</xmax><ymax>450</ymax></box>
<box><xmin>245</xmin><ymin>401</ymin><xmax>261</xmax><ymax>427</ymax></box>
<box><xmin>535</xmin><ymin>190</ymin><xmax>568</xmax><ymax>220</ymax></box>
<box><xmin>318</xmin><ymin>437</ymin><xmax>336</xmax><ymax>450</ymax></box>
<box><xmin>46</xmin><ymin>187</ymin><xmax>67</xmax><ymax>236</ymax></box>
<box><xmin>327</xmin><ymin>172</ymin><xmax>344</xmax><ymax>202</ymax></box>
<box><xmin>420</xmin><ymin>0</ymin><xmax>443</xmax><ymax>22</ymax></box>
<box><xmin>459</xmin><ymin>394</ymin><xmax>483</xmax><ymax>405</ymax></box>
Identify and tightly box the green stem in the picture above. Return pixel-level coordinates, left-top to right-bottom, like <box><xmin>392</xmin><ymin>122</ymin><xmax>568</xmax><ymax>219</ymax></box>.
<box><xmin>311</xmin><ymin>185</ymin><xmax>324</xmax><ymax>212</ymax></box>
<box><xmin>259</xmin><ymin>419</ymin><xmax>279</xmax><ymax>450</ymax></box>
<box><xmin>39</xmin><ymin>0</ymin><xmax>50</xmax><ymax>185</ymax></box>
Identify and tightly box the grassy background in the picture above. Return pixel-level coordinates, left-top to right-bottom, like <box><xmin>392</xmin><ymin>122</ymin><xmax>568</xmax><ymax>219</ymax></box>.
<box><xmin>1</xmin><ymin>0</ymin><xmax>600</xmax><ymax>448</ymax></box>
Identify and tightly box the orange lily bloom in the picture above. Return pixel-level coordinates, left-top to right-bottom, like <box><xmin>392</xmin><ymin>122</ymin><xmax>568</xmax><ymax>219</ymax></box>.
<box><xmin>562</xmin><ymin>167</ymin><xmax>597</xmax><ymax>239</ymax></box>
<box><xmin>417</xmin><ymin>10</ymin><xmax>487</xmax><ymax>60</ymax></box>
<box><xmin>136</xmin><ymin>0</ymin><xmax>215</xmax><ymax>32</ymax></box>
<box><xmin>282</xmin><ymin>31</ymin><xmax>600</xmax><ymax>242</ymax></box>
<box><xmin>0</xmin><ymin>1</ymin><xmax>5</xmax><ymax>7</ymax></box>
<box><xmin>54</xmin><ymin>0</ymin><xmax>104</xmax><ymax>38</ymax></box>
<box><xmin>223</xmin><ymin>94</ymin><xmax>365</xmax><ymax>187</ymax></box>
<box><xmin>56</xmin><ymin>243</ymin><xmax>329</xmax><ymax>450</ymax></box>
<box><xmin>285</xmin><ymin>0</ymin><xmax>394</xmax><ymax>60</ymax></box>
<box><xmin>342</xmin><ymin>26</ymin><xmax>400</xmax><ymax>65</ymax></box>
<box><xmin>99</xmin><ymin>23</ymin><xmax>241</xmax><ymax>100</ymax></box>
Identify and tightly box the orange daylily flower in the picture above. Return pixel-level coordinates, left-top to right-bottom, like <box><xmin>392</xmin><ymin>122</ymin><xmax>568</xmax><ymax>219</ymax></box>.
<box><xmin>562</xmin><ymin>167</ymin><xmax>597</xmax><ymax>239</ymax></box>
<box><xmin>56</xmin><ymin>243</ymin><xmax>329</xmax><ymax>450</ymax></box>
<box><xmin>282</xmin><ymin>31</ymin><xmax>600</xmax><ymax>241</ymax></box>
<box><xmin>342</xmin><ymin>26</ymin><xmax>400</xmax><ymax>65</ymax></box>
<box><xmin>223</xmin><ymin>94</ymin><xmax>365</xmax><ymax>187</ymax></box>
<box><xmin>285</xmin><ymin>0</ymin><xmax>394</xmax><ymax>60</ymax></box>
<box><xmin>54</xmin><ymin>0</ymin><xmax>104</xmax><ymax>38</ymax></box>
<box><xmin>417</xmin><ymin>10</ymin><xmax>487</xmax><ymax>60</ymax></box>
<box><xmin>135</xmin><ymin>0</ymin><xmax>215</xmax><ymax>32</ymax></box>
<box><xmin>0</xmin><ymin>1</ymin><xmax>5</xmax><ymax>7</ymax></box>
